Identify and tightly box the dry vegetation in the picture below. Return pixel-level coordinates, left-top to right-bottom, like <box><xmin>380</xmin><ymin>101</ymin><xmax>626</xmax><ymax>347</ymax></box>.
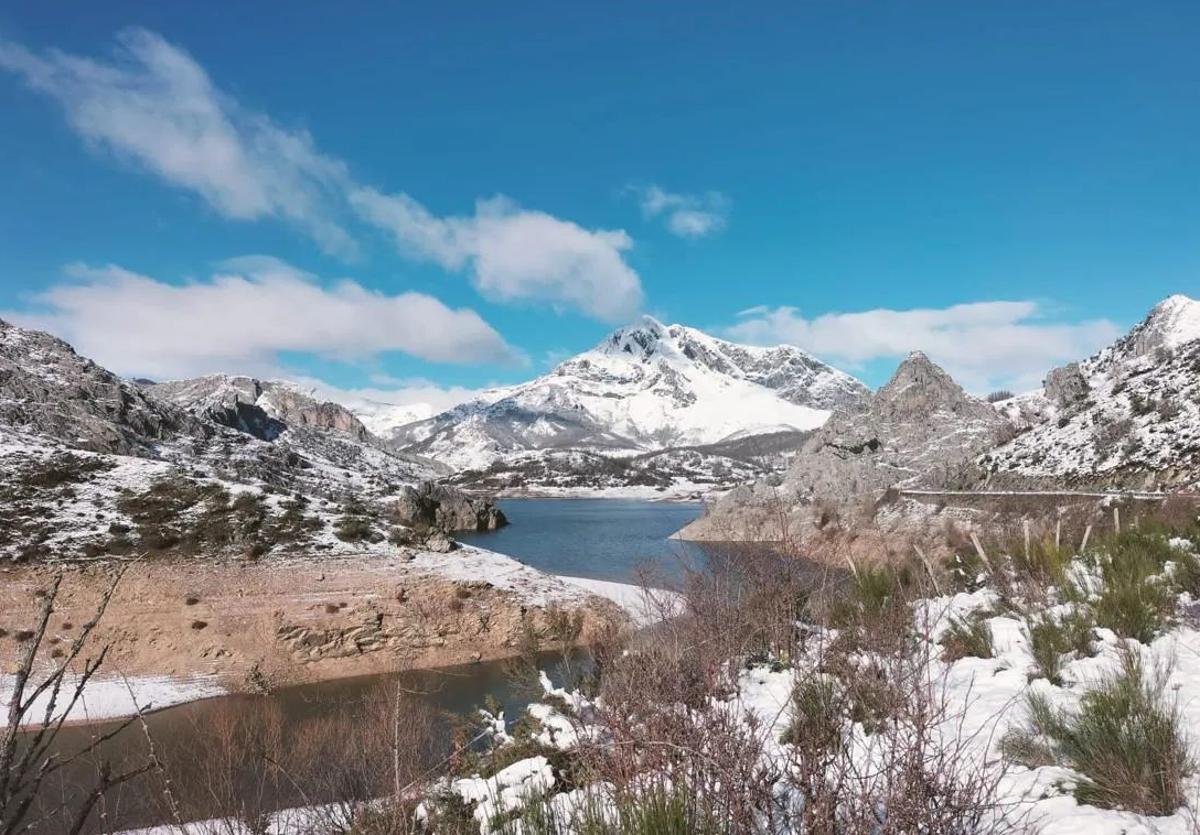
<box><xmin>6</xmin><ymin>496</ymin><xmax>1200</xmax><ymax>833</ymax></box>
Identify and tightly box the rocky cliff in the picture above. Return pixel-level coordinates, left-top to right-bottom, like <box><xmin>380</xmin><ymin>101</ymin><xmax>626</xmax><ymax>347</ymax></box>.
<box><xmin>678</xmin><ymin>352</ymin><xmax>1007</xmax><ymax>541</ymax></box>
<box><xmin>0</xmin><ymin>318</ymin><xmax>204</xmax><ymax>455</ymax></box>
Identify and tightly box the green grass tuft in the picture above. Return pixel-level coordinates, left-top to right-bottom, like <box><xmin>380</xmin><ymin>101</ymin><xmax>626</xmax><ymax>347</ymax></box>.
<box><xmin>1025</xmin><ymin>609</ymin><xmax>1095</xmax><ymax>685</ymax></box>
<box><xmin>1007</xmin><ymin>651</ymin><xmax>1193</xmax><ymax>815</ymax></box>
<box><xmin>939</xmin><ymin>613</ymin><xmax>995</xmax><ymax>662</ymax></box>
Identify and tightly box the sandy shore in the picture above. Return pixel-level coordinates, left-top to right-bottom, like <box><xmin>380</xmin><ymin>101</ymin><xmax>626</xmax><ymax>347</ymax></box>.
<box><xmin>0</xmin><ymin>545</ymin><xmax>640</xmax><ymax>727</ymax></box>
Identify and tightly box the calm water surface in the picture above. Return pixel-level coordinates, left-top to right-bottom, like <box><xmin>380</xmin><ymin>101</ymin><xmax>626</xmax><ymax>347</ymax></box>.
<box><xmin>458</xmin><ymin>497</ymin><xmax>705</xmax><ymax>585</ymax></box>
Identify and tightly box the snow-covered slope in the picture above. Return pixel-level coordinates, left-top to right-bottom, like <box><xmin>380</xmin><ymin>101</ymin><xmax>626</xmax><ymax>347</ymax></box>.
<box><xmin>389</xmin><ymin>317</ymin><xmax>868</xmax><ymax>470</ymax></box>
<box><xmin>343</xmin><ymin>398</ymin><xmax>437</xmax><ymax>438</ymax></box>
<box><xmin>0</xmin><ymin>320</ymin><xmax>473</xmax><ymax>561</ymax></box>
<box><xmin>981</xmin><ymin>294</ymin><xmax>1200</xmax><ymax>489</ymax></box>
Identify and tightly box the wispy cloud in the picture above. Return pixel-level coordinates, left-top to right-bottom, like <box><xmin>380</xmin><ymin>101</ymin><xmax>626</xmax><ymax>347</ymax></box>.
<box><xmin>0</xmin><ymin>29</ymin><xmax>645</xmax><ymax>321</ymax></box>
<box><xmin>0</xmin><ymin>29</ymin><xmax>358</xmax><ymax>257</ymax></box>
<box><xmin>351</xmin><ymin>191</ymin><xmax>643</xmax><ymax>322</ymax></box>
<box><xmin>726</xmin><ymin>301</ymin><xmax>1121</xmax><ymax>392</ymax></box>
<box><xmin>3</xmin><ymin>257</ymin><xmax>523</xmax><ymax>380</ymax></box>
<box><xmin>633</xmin><ymin>185</ymin><xmax>729</xmax><ymax>239</ymax></box>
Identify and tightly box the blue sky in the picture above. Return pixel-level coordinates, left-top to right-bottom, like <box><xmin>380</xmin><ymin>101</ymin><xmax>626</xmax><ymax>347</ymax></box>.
<box><xmin>1</xmin><ymin>2</ymin><xmax>1197</xmax><ymax>407</ymax></box>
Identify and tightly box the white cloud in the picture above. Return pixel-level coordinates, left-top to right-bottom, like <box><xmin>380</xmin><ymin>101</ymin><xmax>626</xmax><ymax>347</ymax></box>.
<box><xmin>0</xmin><ymin>29</ymin><xmax>357</xmax><ymax>257</ymax></box>
<box><xmin>635</xmin><ymin>185</ymin><xmax>728</xmax><ymax>239</ymax></box>
<box><xmin>0</xmin><ymin>29</ymin><xmax>647</xmax><ymax>320</ymax></box>
<box><xmin>4</xmin><ymin>258</ymin><xmax>522</xmax><ymax>380</ymax></box>
<box><xmin>351</xmin><ymin>191</ymin><xmax>643</xmax><ymax>322</ymax></box>
<box><xmin>726</xmin><ymin>301</ymin><xmax>1122</xmax><ymax>392</ymax></box>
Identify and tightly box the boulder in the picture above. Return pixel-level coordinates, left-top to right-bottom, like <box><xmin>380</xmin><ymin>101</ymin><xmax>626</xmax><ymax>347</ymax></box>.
<box><xmin>390</xmin><ymin>482</ymin><xmax>508</xmax><ymax>533</ymax></box>
<box><xmin>1043</xmin><ymin>362</ymin><xmax>1090</xmax><ymax>410</ymax></box>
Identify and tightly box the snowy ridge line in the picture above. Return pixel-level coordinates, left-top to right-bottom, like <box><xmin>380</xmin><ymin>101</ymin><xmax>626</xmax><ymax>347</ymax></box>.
<box><xmin>899</xmin><ymin>488</ymin><xmax>1191</xmax><ymax>500</ymax></box>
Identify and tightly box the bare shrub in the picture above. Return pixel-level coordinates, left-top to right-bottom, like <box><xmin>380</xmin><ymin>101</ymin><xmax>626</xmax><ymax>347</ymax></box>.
<box><xmin>1</xmin><ymin>568</ymin><xmax>156</xmax><ymax>835</ymax></box>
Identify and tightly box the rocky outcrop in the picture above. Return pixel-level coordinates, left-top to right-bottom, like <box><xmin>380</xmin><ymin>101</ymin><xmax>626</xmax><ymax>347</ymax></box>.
<box><xmin>389</xmin><ymin>483</ymin><xmax>508</xmax><ymax>533</ymax></box>
<box><xmin>1044</xmin><ymin>363</ymin><xmax>1090</xmax><ymax>409</ymax></box>
<box><xmin>779</xmin><ymin>353</ymin><xmax>1005</xmax><ymax>499</ymax></box>
<box><xmin>0</xmin><ymin>318</ymin><xmax>202</xmax><ymax>455</ymax></box>
<box><xmin>260</xmin><ymin>385</ymin><xmax>371</xmax><ymax>441</ymax></box>
<box><xmin>679</xmin><ymin>353</ymin><xmax>1007</xmax><ymax>541</ymax></box>
<box><xmin>147</xmin><ymin>375</ymin><xmax>371</xmax><ymax>443</ymax></box>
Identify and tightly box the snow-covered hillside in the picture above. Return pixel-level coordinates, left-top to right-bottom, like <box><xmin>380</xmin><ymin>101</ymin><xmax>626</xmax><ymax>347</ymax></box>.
<box><xmin>342</xmin><ymin>398</ymin><xmax>437</xmax><ymax>438</ymax></box>
<box><xmin>388</xmin><ymin>317</ymin><xmax>868</xmax><ymax>470</ymax></box>
<box><xmin>981</xmin><ymin>294</ymin><xmax>1200</xmax><ymax>489</ymax></box>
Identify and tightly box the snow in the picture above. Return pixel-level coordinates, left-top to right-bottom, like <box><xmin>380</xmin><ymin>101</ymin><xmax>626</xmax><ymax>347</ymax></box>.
<box><xmin>439</xmin><ymin>536</ymin><xmax>1200</xmax><ymax>834</ymax></box>
<box><xmin>1142</xmin><ymin>294</ymin><xmax>1200</xmax><ymax>352</ymax></box>
<box><xmin>334</xmin><ymin>397</ymin><xmax>437</xmax><ymax>438</ymax></box>
<box><xmin>0</xmin><ymin>673</ymin><xmax>225</xmax><ymax>728</ymax></box>
<box><xmin>555</xmin><ymin>575</ymin><xmax>682</xmax><ymax>626</ymax></box>
<box><xmin>408</xmin><ymin>545</ymin><xmax>677</xmax><ymax>623</ymax></box>
<box><xmin>453</xmin><ymin>756</ymin><xmax>556</xmax><ymax>829</ymax></box>
<box><xmin>386</xmin><ymin>319</ymin><xmax>866</xmax><ymax>471</ymax></box>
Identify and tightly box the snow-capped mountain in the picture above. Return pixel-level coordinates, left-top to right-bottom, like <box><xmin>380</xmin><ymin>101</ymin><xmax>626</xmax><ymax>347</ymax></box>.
<box><xmin>344</xmin><ymin>398</ymin><xmax>437</xmax><ymax>438</ymax></box>
<box><xmin>981</xmin><ymin>294</ymin><xmax>1200</xmax><ymax>489</ymax></box>
<box><xmin>388</xmin><ymin>317</ymin><xmax>869</xmax><ymax>470</ymax></box>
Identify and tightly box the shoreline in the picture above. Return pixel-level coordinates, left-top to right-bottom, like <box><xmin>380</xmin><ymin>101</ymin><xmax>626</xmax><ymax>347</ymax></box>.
<box><xmin>0</xmin><ymin>545</ymin><xmax>655</xmax><ymax>730</ymax></box>
<box><xmin>1</xmin><ymin>556</ymin><xmax>661</xmax><ymax>730</ymax></box>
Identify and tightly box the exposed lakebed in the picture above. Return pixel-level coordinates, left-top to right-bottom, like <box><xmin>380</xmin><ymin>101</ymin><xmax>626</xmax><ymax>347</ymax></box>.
<box><xmin>28</xmin><ymin>499</ymin><xmax>704</xmax><ymax>832</ymax></box>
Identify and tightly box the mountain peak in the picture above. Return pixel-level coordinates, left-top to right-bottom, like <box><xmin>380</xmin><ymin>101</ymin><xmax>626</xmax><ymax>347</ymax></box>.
<box><xmin>885</xmin><ymin>351</ymin><xmax>942</xmax><ymax>383</ymax></box>
<box><xmin>876</xmin><ymin>351</ymin><xmax>993</xmax><ymax>421</ymax></box>
<box><xmin>598</xmin><ymin>315</ymin><xmax>671</xmax><ymax>359</ymax></box>
<box><xmin>1145</xmin><ymin>294</ymin><xmax>1200</xmax><ymax>347</ymax></box>
<box><xmin>1114</xmin><ymin>294</ymin><xmax>1200</xmax><ymax>359</ymax></box>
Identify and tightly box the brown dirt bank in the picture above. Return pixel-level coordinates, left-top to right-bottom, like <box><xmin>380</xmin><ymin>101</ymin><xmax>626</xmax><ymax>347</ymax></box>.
<box><xmin>0</xmin><ymin>550</ymin><xmax>626</xmax><ymax>695</ymax></box>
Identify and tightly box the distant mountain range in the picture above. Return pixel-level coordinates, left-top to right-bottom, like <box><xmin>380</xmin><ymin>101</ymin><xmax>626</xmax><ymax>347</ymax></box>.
<box><xmin>383</xmin><ymin>317</ymin><xmax>869</xmax><ymax>480</ymax></box>
<box><xmin>3</xmin><ymin>293</ymin><xmax>1200</xmax><ymax>561</ymax></box>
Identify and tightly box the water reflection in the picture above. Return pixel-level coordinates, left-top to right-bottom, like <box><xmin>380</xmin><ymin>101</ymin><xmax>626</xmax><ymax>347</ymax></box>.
<box><xmin>27</xmin><ymin>652</ymin><xmax>586</xmax><ymax>834</ymax></box>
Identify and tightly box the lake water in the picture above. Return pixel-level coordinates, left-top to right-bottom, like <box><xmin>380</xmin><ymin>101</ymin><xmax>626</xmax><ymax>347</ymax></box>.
<box><xmin>30</xmin><ymin>499</ymin><xmax>703</xmax><ymax>833</ymax></box>
<box><xmin>458</xmin><ymin>497</ymin><xmax>705</xmax><ymax>585</ymax></box>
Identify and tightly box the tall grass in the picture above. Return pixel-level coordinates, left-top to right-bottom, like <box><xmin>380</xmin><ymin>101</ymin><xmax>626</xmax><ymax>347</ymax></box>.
<box><xmin>1024</xmin><ymin>609</ymin><xmax>1095</xmax><ymax>685</ymax></box>
<box><xmin>940</xmin><ymin>614</ymin><xmax>995</xmax><ymax>662</ymax></box>
<box><xmin>1005</xmin><ymin>650</ymin><xmax>1192</xmax><ymax>815</ymax></box>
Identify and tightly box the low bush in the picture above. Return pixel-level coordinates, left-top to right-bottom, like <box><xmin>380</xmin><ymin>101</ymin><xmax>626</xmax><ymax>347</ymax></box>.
<box><xmin>1093</xmin><ymin>533</ymin><xmax>1178</xmax><ymax>642</ymax></box>
<box><xmin>940</xmin><ymin>614</ymin><xmax>994</xmax><ymax>662</ymax></box>
<box><xmin>1005</xmin><ymin>651</ymin><xmax>1192</xmax><ymax>815</ymax></box>
<box><xmin>1025</xmin><ymin>609</ymin><xmax>1095</xmax><ymax>685</ymax></box>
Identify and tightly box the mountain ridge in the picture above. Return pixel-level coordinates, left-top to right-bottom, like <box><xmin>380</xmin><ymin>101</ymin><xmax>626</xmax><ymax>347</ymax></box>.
<box><xmin>385</xmin><ymin>318</ymin><xmax>870</xmax><ymax>471</ymax></box>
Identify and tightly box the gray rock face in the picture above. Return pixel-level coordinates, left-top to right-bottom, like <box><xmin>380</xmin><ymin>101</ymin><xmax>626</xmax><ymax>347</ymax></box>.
<box><xmin>783</xmin><ymin>352</ymin><xmax>1006</xmax><ymax>499</ymax></box>
<box><xmin>389</xmin><ymin>483</ymin><xmax>508</xmax><ymax>533</ymax></box>
<box><xmin>1043</xmin><ymin>363</ymin><xmax>1090</xmax><ymax>409</ymax></box>
<box><xmin>262</xmin><ymin>385</ymin><xmax>371</xmax><ymax>441</ymax></box>
<box><xmin>0</xmin><ymin>318</ymin><xmax>202</xmax><ymax>454</ymax></box>
<box><xmin>679</xmin><ymin>353</ymin><xmax>1007</xmax><ymax>540</ymax></box>
<box><xmin>148</xmin><ymin>375</ymin><xmax>371</xmax><ymax>443</ymax></box>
